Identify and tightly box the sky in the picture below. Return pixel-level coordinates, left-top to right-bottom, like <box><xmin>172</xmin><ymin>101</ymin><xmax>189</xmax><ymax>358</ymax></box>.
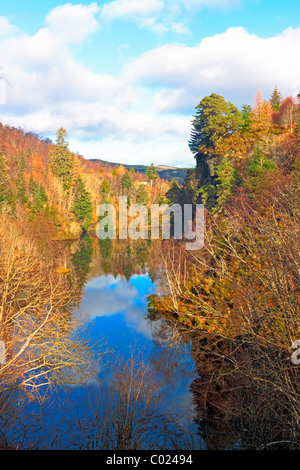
<box><xmin>0</xmin><ymin>0</ymin><xmax>300</xmax><ymax>167</ymax></box>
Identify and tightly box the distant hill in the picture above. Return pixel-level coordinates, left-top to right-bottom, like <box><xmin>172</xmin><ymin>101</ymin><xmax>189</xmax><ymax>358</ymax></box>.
<box><xmin>90</xmin><ymin>159</ymin><xmax>189</xmax><ymax>185</ymax></box>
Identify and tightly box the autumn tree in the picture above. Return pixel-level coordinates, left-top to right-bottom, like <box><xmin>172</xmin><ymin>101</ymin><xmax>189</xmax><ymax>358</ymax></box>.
<box><xmin>273</xmin><ymin>97</ymin><xmax>299</xmax><ymax>132</ymax></box>
<box><xmin>251</xmin><ymin>88</ymin><xmax>273</xmax><ymax>131</ymax></box>
<box><xmin>0</xmin><ymin>215</ymin><xmax>98</xmax><ymax>406</ymax></box>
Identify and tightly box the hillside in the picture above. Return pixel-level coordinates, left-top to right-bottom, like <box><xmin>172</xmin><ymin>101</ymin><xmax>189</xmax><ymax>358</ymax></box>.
<box><xmin>90</xmin><ymin>158</ymin><xmax>189</xmax><ymax>185</ymax></box>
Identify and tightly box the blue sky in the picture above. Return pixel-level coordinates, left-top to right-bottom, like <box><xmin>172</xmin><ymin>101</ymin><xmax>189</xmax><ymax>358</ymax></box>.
<box><xmin>0</xmin><ymin>0</ymin><xmax>300</xmax><ymax>167</ymax></box>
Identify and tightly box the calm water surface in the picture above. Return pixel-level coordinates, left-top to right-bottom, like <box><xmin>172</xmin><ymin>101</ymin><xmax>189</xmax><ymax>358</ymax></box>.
<box><xmin>26</xmin><ymin>269</ymin><xmax>199</xmax><ymax>449</ymax></box>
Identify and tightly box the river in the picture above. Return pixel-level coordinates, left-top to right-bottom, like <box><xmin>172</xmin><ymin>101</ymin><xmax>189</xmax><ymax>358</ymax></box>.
<box><xmin>19</xmin><ymin>239</ymin><xmax>201</xmax><ymax>450</ymax></box>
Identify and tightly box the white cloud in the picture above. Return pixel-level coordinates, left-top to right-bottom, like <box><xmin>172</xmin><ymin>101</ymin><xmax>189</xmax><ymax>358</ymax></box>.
<box><xmin>101</xmin><ymin>0</ymin><xmax>191</xmax><ymax>36</ymax></box>
<box><xmin>0</xmin><ymin>16</ymin><xmax>15</xmax><ymax>36</ymax></box>
<box><xmin>45</xmin><ymin>2</ymin><xmax>100</xmax><ymax>43</ymax></box>
<box><xmin>101</xmin><ymin>0</ymin><xmax>164</xmax><ymax>21</ymax></box>
<box><xmin>1</xmin><ymin>4</ymin><xmax>300</xmax><ymax>169</ymax></box>
<box><xmin>78</xmin><ymin>275</ymin><xmax>155</xmax><ymax>340</ymax></box>
<box><xmin>124</xmin><ymin>26</ymin><xmax>300</xmax><ymax>111</ymax></box>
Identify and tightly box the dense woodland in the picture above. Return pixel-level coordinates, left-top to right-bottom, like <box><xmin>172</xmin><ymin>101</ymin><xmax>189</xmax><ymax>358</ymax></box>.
<box><xmin>151</xmin><ymin>87</ymin><xmax>300</xmax><ymax>449</ymax></box>
<box><xmin>0</xmin><ymin>85</ymin><xmax>299</xmax><ymax>449</ymax></box>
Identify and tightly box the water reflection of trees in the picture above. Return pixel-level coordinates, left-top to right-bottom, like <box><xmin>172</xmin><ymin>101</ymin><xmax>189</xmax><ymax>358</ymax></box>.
<box><xmin>0</xmin><ymin>220</ymin><xmax>103</xmax><ymax>449</ymax></box>
<box><xmin>147</xmin><ymin>296</ymin><xmax>300</xmax><ymax>450</ymax></box>
<box><xmin>85</xmin><ymin>237</ymin><xmax>162</xmax><ymax>282</ymax></box>
<box><xmin>189</xmin><ymin>334</ymin><xmax>300</xmax><ymax>450</ymax></box>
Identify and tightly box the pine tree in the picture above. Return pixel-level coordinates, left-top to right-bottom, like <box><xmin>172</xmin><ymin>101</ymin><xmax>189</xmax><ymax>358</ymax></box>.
<box><xmin>241</xmin><ymin>104</ymin><xmax>252</xmax><ymax>133</ymax></box>
<box><xmin>121</xmin><ymin>172</ymin><xmax>132</xmax><ymax>193</ymax></box>
<box><xmin>136</xmin><ymin>184</ymin><xmax>149</xmax><ymax>205</ymax></box>
<box><xmin>73</xmin><ymin>176</ymin><xmax>93</xmax><ymax>231</ymax></box>
<box><xmin>28</xmin><ymin>176</ymin><xmax>48</xmax><ymax>217</ymax></box>
<box><xmin>215</xmin><ymin>156</ymin><xmax>237</xmax><ymax>208</ymax></box>
<box><xmin>166</xmin><ymin>179</ymin><xmax>181</xmax><ymax>205</ymax></box>
<box><xmin>246</xmin><ymin>144</ymin><xmax>276</xmax><ymax>187</ymax></box>
<box><xmin>146</xmin><ymin>164</ymin><xmax>158</xmax><ymax>186</ymax></box>
<box><xmin>0</xmin><ymin>151</ymin><xmax>15</xmax><ymax>212</ymax></box>
<box><xmin>189</xmin><ymin>93</ymin><xmax>243</xmax><ymax>153</ymax></box>
<box><xmin>50</xmin><ymin>128</ymin><xmax>74</xmax><ymax>191</ymax></box>
<box><xmin>16</xmin><ymin>170</ymin><xmax>27</xmax><ymax>204</ymax></box>
<box><xmin>270</xmin><ymin>86</ymin><xmax>282</xmax><ymax>112</ymax></box>
<box><xmin>102</xmin><ymin>179</ymin><xmax>110</xmax><ymax>195</ymax></box>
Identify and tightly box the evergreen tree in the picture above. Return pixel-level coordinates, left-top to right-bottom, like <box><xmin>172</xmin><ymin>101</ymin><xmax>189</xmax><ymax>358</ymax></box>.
<box><xmin>136</xmin><ymin>184</ymin><xmax>149</xmax><ymax>205</ymax></box>
<box><xmin>121</xmin><ymin>172</ymin><xmax>132</xmax><ymax>193</ymax></box>
<box><xmin>166</xmin><ymin>179</ymin><xmax>182</xmax><ymax>205</ymax></box>
<box><xmin>73</xmin><ymin>176</ymin><xmax>93</xmax><ymax>231</ymax></box>
<box><xmin>0</xmin><ymin>151</ymin><xmax>15</xmax><ymax>212</ymax></box>
<box><xmin>181</xmin><ymin>169</ymin><xmax>199</xmax><ymax>205</ymax></box>
<box><xmin>215</xmin><ymin>156</ymin><xmax>238</xmax><ymax>208</ymax></box>
<box><xmin>198</xmin><ymin>184</ymin><xmax>217</xmax><ymax>211</ymax></box>
<box><xmin>246</xmin><ymin>144</ymin><xmax>276</xmax><ymax>187</ymax></box>
<box><xmin>28</xmin><ymin>177</ymin><xmax>48</xmax><ymax>216</ymax></box>
<box><xmin>270</xmin><ymin>86</ymin><xmax>282</xmax><ymax>112</ymax></box>
<box><xmin>146</xmin><ymin>164</ymin><xmax>158</xmax><ymax>186</ymax></box>
<box><xmin>241</xmin><ymin>104</ymin><xmax>253</xmax><ymax>133</ymax></box>
<box><xmin>189</xmin><ymin>93</ymin><xmax>243</xmax><ymax>154</ymax></box>
<box><xmin>50</xmin><ymin>128</ymin><xmax>74</xmax><ymax>191</ymax></box>
<box><xmin>102</xmin><ymin>179</ymin><xmax>110</xmax><ymax>195</ymax></box>
<box><xmin>16</xmin><ymin>170</ymin><xmax>27</xmax><ymax>204</ymax></box>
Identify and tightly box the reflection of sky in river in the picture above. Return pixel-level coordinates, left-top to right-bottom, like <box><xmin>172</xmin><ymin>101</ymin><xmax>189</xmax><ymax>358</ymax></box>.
<box><xmin>78</xmin><ymin>273</ymin><xmax>197</xmax><ymax>415</ymax></box>
<box><xmin>78</xmin><ymin>274</ymin><xmax>155</xmax><ymax>347</ymax></box>
<box><xmin>25</xmin><ymin>273</ymin><xmax>198</xmax><ymax>448</ymax></box>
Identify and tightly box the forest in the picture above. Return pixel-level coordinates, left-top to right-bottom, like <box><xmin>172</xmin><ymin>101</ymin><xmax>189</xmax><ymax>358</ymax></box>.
<box><xmin>0</xmin><ymin>85</ymin><xmax>299</xmax><ymax>450</ymax></box>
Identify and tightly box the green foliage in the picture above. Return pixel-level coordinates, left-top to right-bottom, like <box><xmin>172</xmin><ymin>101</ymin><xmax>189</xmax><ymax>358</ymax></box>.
<box><xmin>146</xmin><ymin>163</ymin><xmax>158</xmax><ymax>186</ymax></box>
<box><xmin>50</xmin><ymin>128</ymin><xmax>74</xmax><ymax>191</ymax></box>
<box><xmin>215</xmin><ymin>157</ymin><xmax>238</xmax><ymax>208</ymax></box>
<box><xmin>121</xmin><ymin>172</ymin><xmax>132</xmax><ymax>192</ymax></box>
<box><xmin>0</xmin><ymin>151</ymin><xmax>15</xmax><ymax>212</ymax></box>
<box><xmin>73</xmin><ymin>176</ymin><xmax>93</xmax><ymax>231</ymax></box>
<box><xmin>246</xmin><ymin>144</ymin><xmax>277</xmax><ymax>187</ymax></box>
<box><xmin>166</xmin><ymin>179</ymin><xmax>181</xmax><ymax>205</ymax></box>
<box><xmin>28</xmin><ymin>177</ymin><xmax>48</xmax><ymax>217</ymax></box>
<box><xmin>198</xmin><ymin>184</ymin><xmax>217</xmax><ymax>211</ymax></box>
<box><xmin>136</xmin><ymin>184</ymin><xmax>149</xmax><ymax>205</ymax></box>
<box><xmin>102</xmin><ymin>179</ymin><xmax>110</xmax><ymax>195</ymax></box>
<box><xmin>270</xmin><ymin>86</ymin><xmax>282</xmax><ymax>112</ymax></box>
<box><xmin>71</xmin><ymin>234</ymin><xmax>93</xmax><ymax>286</ymax></box>
<box><xmin>240</xmin><ymin>104</ymin><xmax>253</xmax><ymax>133</ymax></box>
<box><xmin>189</xmin><ymin>93</ymin><xmax>243</xmax><ymax>154</ymax></box>
<box><xmin>16</xmin><ymin>170</ymin><xmax>27</xmax><ymax>204</ymax></box>
<box><xmin>156</xmin><ymin>192</ymin><xmax>168</xmax><ymax>206</ymax></box>
<box><xmin>181</xmin><ymin>169</ymin><xmax>199</xmax><ymax>205</ymax></box>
